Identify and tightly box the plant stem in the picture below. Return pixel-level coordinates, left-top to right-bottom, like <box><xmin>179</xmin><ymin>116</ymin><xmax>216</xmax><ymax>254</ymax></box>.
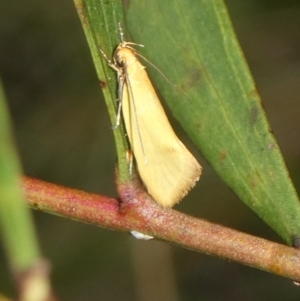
<box><xmin>23</xmin><ymin>176</ymin><xmax>300</xmax><ymax>283</ymax></box>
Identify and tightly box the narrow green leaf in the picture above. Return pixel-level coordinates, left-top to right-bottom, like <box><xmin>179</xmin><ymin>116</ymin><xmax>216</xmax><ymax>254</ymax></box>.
<box><xmin>0</xmin><ymin>81</ymin><xmax>40</xmax><ymax>271</ymax></box>
<box><xmin>74</xmin><ymin>0</ymin><xmax>131</xmax><ymax>181</ymax></box>
<box><xmin>125</xmin><ymin>0</ymin><xmax>300</xmax><ymax>244</ymax></box>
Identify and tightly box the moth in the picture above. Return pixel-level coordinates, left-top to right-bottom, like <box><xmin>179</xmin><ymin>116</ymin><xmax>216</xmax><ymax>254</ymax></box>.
<box><xmin>100</xmin><ymin>25</ymin><xmax>202</xmax><ymax>207</ymax></box>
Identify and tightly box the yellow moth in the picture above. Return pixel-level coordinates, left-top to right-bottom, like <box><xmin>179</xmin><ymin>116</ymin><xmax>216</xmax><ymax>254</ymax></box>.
<box><xmin>101</xmin><ymin>25</ymin><xmax>202</xmax><ymax>207</ymax></box>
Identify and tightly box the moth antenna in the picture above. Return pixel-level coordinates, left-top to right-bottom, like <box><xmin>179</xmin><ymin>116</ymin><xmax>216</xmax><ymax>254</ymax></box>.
<box><xmin>132</xmin><ymin>47</ymin><xmax>191</xmax><ymax>101</ymax></box>
<box><xmin>118</xmin><ymin>22</ymin><xmax>125</xmax><ymax>43</ymax></box>
<box><xmin>134</xmin><ymin>52</ymin><xmax>174</xmax><ymax>87</ymax></box>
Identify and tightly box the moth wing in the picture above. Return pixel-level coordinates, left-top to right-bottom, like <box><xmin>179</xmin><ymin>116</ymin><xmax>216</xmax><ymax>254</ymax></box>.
<box><xmin>122</xmin><ymin>59</ymin><xmax>201</xmax><ymax>207</ymax></box>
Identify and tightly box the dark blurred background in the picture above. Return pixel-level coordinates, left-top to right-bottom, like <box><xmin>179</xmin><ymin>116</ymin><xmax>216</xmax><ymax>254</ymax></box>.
<box><xmin>1</xmin><ymin>0</ymin><xmax>300</xmax><ymax>300</ymax></box>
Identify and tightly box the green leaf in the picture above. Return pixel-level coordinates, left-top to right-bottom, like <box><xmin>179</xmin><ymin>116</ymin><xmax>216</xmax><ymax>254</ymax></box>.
<box><xmin>125</xmin><ymin>0</ymin><xmax>300</xmax><ymax>244</ymax></box>
<box><xmin>74</xmin><ymin>0</ymin><xmax>131</xmax><ymax>182</ymax></box>
<box><xmin>0</xmin><ymin>81</ymin><xmax>40</xmax><ymax>271</ymax></box>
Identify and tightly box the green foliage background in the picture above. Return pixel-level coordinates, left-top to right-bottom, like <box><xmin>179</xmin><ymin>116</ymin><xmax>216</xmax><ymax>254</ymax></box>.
<box><xmin>1</xmin><ymin>0</ymin><xmax>300</xmax><ymax>300</ymax></box>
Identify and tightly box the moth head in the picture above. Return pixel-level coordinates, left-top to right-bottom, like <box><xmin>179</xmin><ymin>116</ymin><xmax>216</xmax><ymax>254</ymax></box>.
<box><xmin>114</xmin><ymin>45</ymin><xmax>138</xmax><ymax>68</ymax></box>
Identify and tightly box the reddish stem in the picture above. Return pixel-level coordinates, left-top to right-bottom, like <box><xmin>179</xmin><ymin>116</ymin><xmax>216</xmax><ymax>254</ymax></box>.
<box><xmin>22</xmin><ymin>176</ymin><xmax>300</xmax><ymax>282</ymax></box>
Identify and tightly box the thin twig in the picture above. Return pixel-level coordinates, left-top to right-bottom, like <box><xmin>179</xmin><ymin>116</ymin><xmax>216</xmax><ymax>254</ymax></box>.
<box><xmin>22</xmin><ymin>176</ymin><xmax>300</xmax><ymax>283</ymax></box>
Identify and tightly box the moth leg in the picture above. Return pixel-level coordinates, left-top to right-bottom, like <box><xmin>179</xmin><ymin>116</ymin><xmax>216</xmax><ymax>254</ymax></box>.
<box><xmin>112</xmin><ymin>74</ymin><xmax>125</xmax><ymax>129</ymax></box>
<box><xmin>98</xmin><ymin>46</ymin><xmax>124</xmax><ymax>129</ymax></box>
<box><xmin>126</xmin><ymin>149</ymin><xmax>134</xmax><ymax>175</ymax></box>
